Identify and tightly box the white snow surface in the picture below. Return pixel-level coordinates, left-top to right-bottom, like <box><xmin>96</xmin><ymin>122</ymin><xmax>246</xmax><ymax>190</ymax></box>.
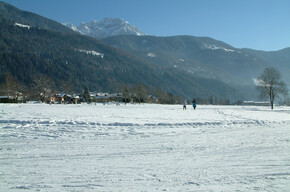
<box><xmin>0</xmin><ymin>103</ymin><xmax>289</xmax><ymax>191</ymax></box>
<box><xmin>14</xmin><ymin>23</ymin><xmax>31</xmax><ymax>29</ymax></box>
<box><xmin>147</xmin><ymin>53</ymin><xmax>156</xmax><ymax>57</ymax></box>
<box><xmin>203</xmin><ymin>44</ymin><xmax>235</xmax><ymax>52</ymax></box>
<box><xmin>77</xmin><ymin>49</ymin><xmax>104</xmax><ymax>58</ymax></box>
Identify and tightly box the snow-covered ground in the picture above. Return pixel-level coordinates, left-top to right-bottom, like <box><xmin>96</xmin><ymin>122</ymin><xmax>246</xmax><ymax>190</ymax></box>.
<box><xmin>0</xmin><ymin>103</ymin><xmax>289</xmax><ymax>191</ymax></box>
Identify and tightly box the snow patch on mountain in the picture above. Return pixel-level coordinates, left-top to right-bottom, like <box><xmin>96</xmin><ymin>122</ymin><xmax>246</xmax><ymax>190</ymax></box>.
<box><xmin>203</xmin><ymin>43</ymin><xmax>235</xmax><ymax>52</ymax></box>
<box><xmin>14</xmin><ymin>23</ymin><xmax>31</xmax><ymax>29</ymax></box>
<box><xmin>64</xmin><ymin>18</ymin><xmax>146</xmax><ymax>39</ymax></box>
<box><xmin>63</xmin><ymin>23</ymin><xmax>83</xmax><ymax>34</ymax></box>
<box><xmin>77</xmin><ymin>49</ymin><xmax>104</xmax><ymax>58</ymax></box>
<box><xmin>147</xmin><ymin>53</ymin><xmax>156</xmax><ymax>57</ymax></box>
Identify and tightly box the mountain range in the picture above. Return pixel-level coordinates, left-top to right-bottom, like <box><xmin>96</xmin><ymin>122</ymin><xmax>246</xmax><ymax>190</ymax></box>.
<box><xmin>64</xmin><ymin>16</ymin><xmax>290</xmax><ymax>90</ymax></box>
<box><xmin>64</xmin><ymin>18</ymin><xmax>146</xmax><ymax>39</ymax></box>
<box><xmin>103</xmin><ymin>35</ymin><xmax>290</xmax><ymax>87</ymax></box>
<box><xmin>0</xmin><ymin>1</ymin><xmax>289</xmax><ymax>101</ymax></box>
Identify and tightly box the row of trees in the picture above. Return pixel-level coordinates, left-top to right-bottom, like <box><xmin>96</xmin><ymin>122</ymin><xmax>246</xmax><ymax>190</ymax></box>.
<box><xmin>0</xmin><ymin>73</ymin><xmax>73</xmax><ymax>103</ymax></box>
<box><xmin>0</xmin><ymin>73</ymin><xmax>185</xmax><ymax>104</ymax></box>
<box><xmin>81</xmin><ymin>67</ymin><xmax>290</xmax><ymax>108</ymax></box>
<box><xmin>121</xmin><ymin>84</ymin><xmax>184</xmax><ymax>104</ymax></box>
<box><xmin>1</xmin><ymin>67</ymin><xmax>288</xmax><ymax>108</ymax></box>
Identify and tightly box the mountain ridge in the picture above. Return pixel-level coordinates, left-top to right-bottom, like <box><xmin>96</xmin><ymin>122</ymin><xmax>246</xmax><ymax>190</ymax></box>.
<box><xmin>0</xmin><ymin>1</ymin><xmax>74</xmax><ymax>34</ymax></box>
<box><xmin>64</xmin><ymin>18</ymin><xmax>146</xmax><ymax>39</ymax></box>
<box><xmin>103</xmin><ymin>35</ymin><xmax>290</xmax><ymax>87</ymax></box>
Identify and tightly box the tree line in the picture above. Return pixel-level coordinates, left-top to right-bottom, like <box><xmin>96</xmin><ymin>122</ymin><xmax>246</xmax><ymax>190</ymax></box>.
<box><xmin>1</xmin><ymin>67</ymin><xmax>289</xmax><ymax>108</ymax></box>
<box><xmin>0</xmin><ymin>73</ymin><xmax>185</xmax><ymax>104</ymax></box>
<box><xmin>121</xmin><ymin>84</ymin><xmax>184</xmax><ymax>104</ymax></box>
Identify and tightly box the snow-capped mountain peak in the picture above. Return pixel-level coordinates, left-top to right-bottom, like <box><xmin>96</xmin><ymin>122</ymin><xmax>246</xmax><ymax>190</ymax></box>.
<box><xmin>64</xmin><ymin>18</ymin><xmax>146</xmax><ymax>39</ymax></box>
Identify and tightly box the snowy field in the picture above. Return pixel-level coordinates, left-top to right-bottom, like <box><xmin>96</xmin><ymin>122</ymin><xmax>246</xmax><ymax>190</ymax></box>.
<box><xmin>0</xmin><ymin>103</ymin><xmax>289</xmax><ymax>192</ymax></box>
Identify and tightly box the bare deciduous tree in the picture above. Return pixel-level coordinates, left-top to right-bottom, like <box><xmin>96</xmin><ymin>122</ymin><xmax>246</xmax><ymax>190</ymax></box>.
<box><xmin>60</xmin><ymin>80</ymin><xmax>73</xmax><ymax>95</ymax></box>
<box><xmin>3</xmin><ymin>73</ymin><xmax>26</xmax><ymax>101</ymax></box>
<box><xmin>4</xmin><ymin>73</ymin><xmax>16</xmax><ymax>96</ymax></box>
<box><xmin>256</xmin><ymin>67</ymin><xmax>288</xmax><ymax>109</ymax></box>
<box><xmin>32</xmin><ymin>74</ymin><xmax>55</xmax><ymax>103</ymax></box>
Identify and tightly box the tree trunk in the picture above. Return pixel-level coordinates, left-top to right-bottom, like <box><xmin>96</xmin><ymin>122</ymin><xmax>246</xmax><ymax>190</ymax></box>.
<box><xmin>271</xmin><ymin>101</ymin><xmax>274</xmax><ymax>110</ymax></box>
<box><xmin>270</xmin><ymin>93</ymin><xmax>274</xmax><ymax>110</ymax></box>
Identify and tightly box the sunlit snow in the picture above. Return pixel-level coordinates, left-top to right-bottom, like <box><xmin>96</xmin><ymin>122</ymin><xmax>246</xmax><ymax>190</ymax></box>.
<box><xmin>14</xmin><ymin>23</ymin><xmax>31</xmax><ymax>29</ymax></box>
<box><xmin>147</xmin><ymin>53</ymin><xmax>156</xmax><ymax>57</ymax></box>
<box><xmin>179</xmin><ymin>59</ymin><xmax>185</xmax><ymax>62</ymax></box>
<box><xmin>204</xmin><ymin>44</ymin><xmax>235</xmax><ymax>52</ymax></box>
<box><xmin>78</xmin><ymin>49</ymin><xmax>104</xmax><ymax>58</ymax></box>
<box><xmin>0</xmin><ymin>103</ymin><xmax>289</xmax><ymax>191</ymax></box>
<box><xmin>253</xmin><ymin>78</ymin><xmax>266</xmax><ymax>86</ymax></box>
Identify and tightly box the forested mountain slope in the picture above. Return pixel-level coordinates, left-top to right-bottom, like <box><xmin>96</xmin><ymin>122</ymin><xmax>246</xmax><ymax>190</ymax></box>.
<box><xmin>0</xmin><ymin>1</ymin><xmax>265</xmax><ymax>100</ymax></box>
<box><xmin>104</xmin><ymin>35</ymin><xmax>289</xmax><ymax>87</ymax></box>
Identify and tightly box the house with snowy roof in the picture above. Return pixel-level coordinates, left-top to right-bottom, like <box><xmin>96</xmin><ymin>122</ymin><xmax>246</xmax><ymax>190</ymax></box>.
<box><xmin>147</xmin><ymin>95</ymin><xmax>158</xmax><ymax>103</ymax></box>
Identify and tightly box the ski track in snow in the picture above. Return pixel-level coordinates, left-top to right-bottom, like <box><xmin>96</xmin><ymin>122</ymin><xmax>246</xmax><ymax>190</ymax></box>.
<box><xmin>0</xmin><ymin>103</ymin><xmax>289</xmax><ymax>191</ymax></box>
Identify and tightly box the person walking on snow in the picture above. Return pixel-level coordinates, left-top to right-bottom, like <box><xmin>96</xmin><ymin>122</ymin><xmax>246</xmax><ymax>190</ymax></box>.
<box><xmin>183</xmin><ymin>100</ymin><xmax>187</xmax><ymax>110</ymax></box>
<box><xmin>192</xmin><ymin>99</ymin><xmax>197</xmax><ymax>110</ymax></box>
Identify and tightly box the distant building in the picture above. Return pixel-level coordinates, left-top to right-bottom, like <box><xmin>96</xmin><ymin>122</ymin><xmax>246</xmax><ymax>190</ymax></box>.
<box><xmin>0</xmin><ymin>96</ymin><xmax>12</xmax><ymax>103</ymax></box>
<box><xmin>95</xmin><ymin>92</ymin><xmax>122</xmax><ymax>103</ymax></box>
<box><xmin>147</xmin><ymin>95</ymin><xmax>158</xmax><ymax>103</ymax></box>
<box><xmin>0</xmin><ymin>93</ymin><xmax>24</xmax><ymax>103</ymax></box>
<box><xmin>50</xmin><ymin>94</ymin><xmax>64</xmax><ymax>104</ymax></box>
<box><xmin>243</xmin><ymin>101</ymin><xmax>270</xmax><ymax>106</ymax></box>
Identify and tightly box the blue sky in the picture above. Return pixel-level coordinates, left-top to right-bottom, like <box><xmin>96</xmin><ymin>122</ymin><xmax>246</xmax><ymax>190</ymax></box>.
<box><xmin>3</xmin><ymin>0</ymin><xmax>290</xmax><ymax>51</ymax></box>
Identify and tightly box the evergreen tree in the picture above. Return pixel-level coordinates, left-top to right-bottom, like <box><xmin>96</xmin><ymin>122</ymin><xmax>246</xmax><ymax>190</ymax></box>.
<box><xmin>83</xmin><ymin>86</ymin><xmax>91</xmax><ymax>103</ymax></box>
<box><xmin>134</xmin><ymin>83</ymin><xmax>147</xmax><ymax>104</ymax></box>
<box><xmin>122</xmin><ymin>85</ymin><xmax>131</xmax><ymax>104</ymax></box>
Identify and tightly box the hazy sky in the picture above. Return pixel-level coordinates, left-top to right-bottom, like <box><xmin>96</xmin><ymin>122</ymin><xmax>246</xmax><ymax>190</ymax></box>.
<box><xmin>3</xmin><ymin>0</ymin><xmax>290</xmax><ymax>51</ymax></box>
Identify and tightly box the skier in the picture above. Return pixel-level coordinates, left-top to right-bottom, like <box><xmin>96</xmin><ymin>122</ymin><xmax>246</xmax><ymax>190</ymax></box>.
<box><xmin>192</xmin><ymin>99</ymin><xmax>197</xmax><ymax>110</ymax></box>
<box><xmin>183</xmin><ymin>100</ymin><xmax>187</xmax><ymax>110</ymax></box>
